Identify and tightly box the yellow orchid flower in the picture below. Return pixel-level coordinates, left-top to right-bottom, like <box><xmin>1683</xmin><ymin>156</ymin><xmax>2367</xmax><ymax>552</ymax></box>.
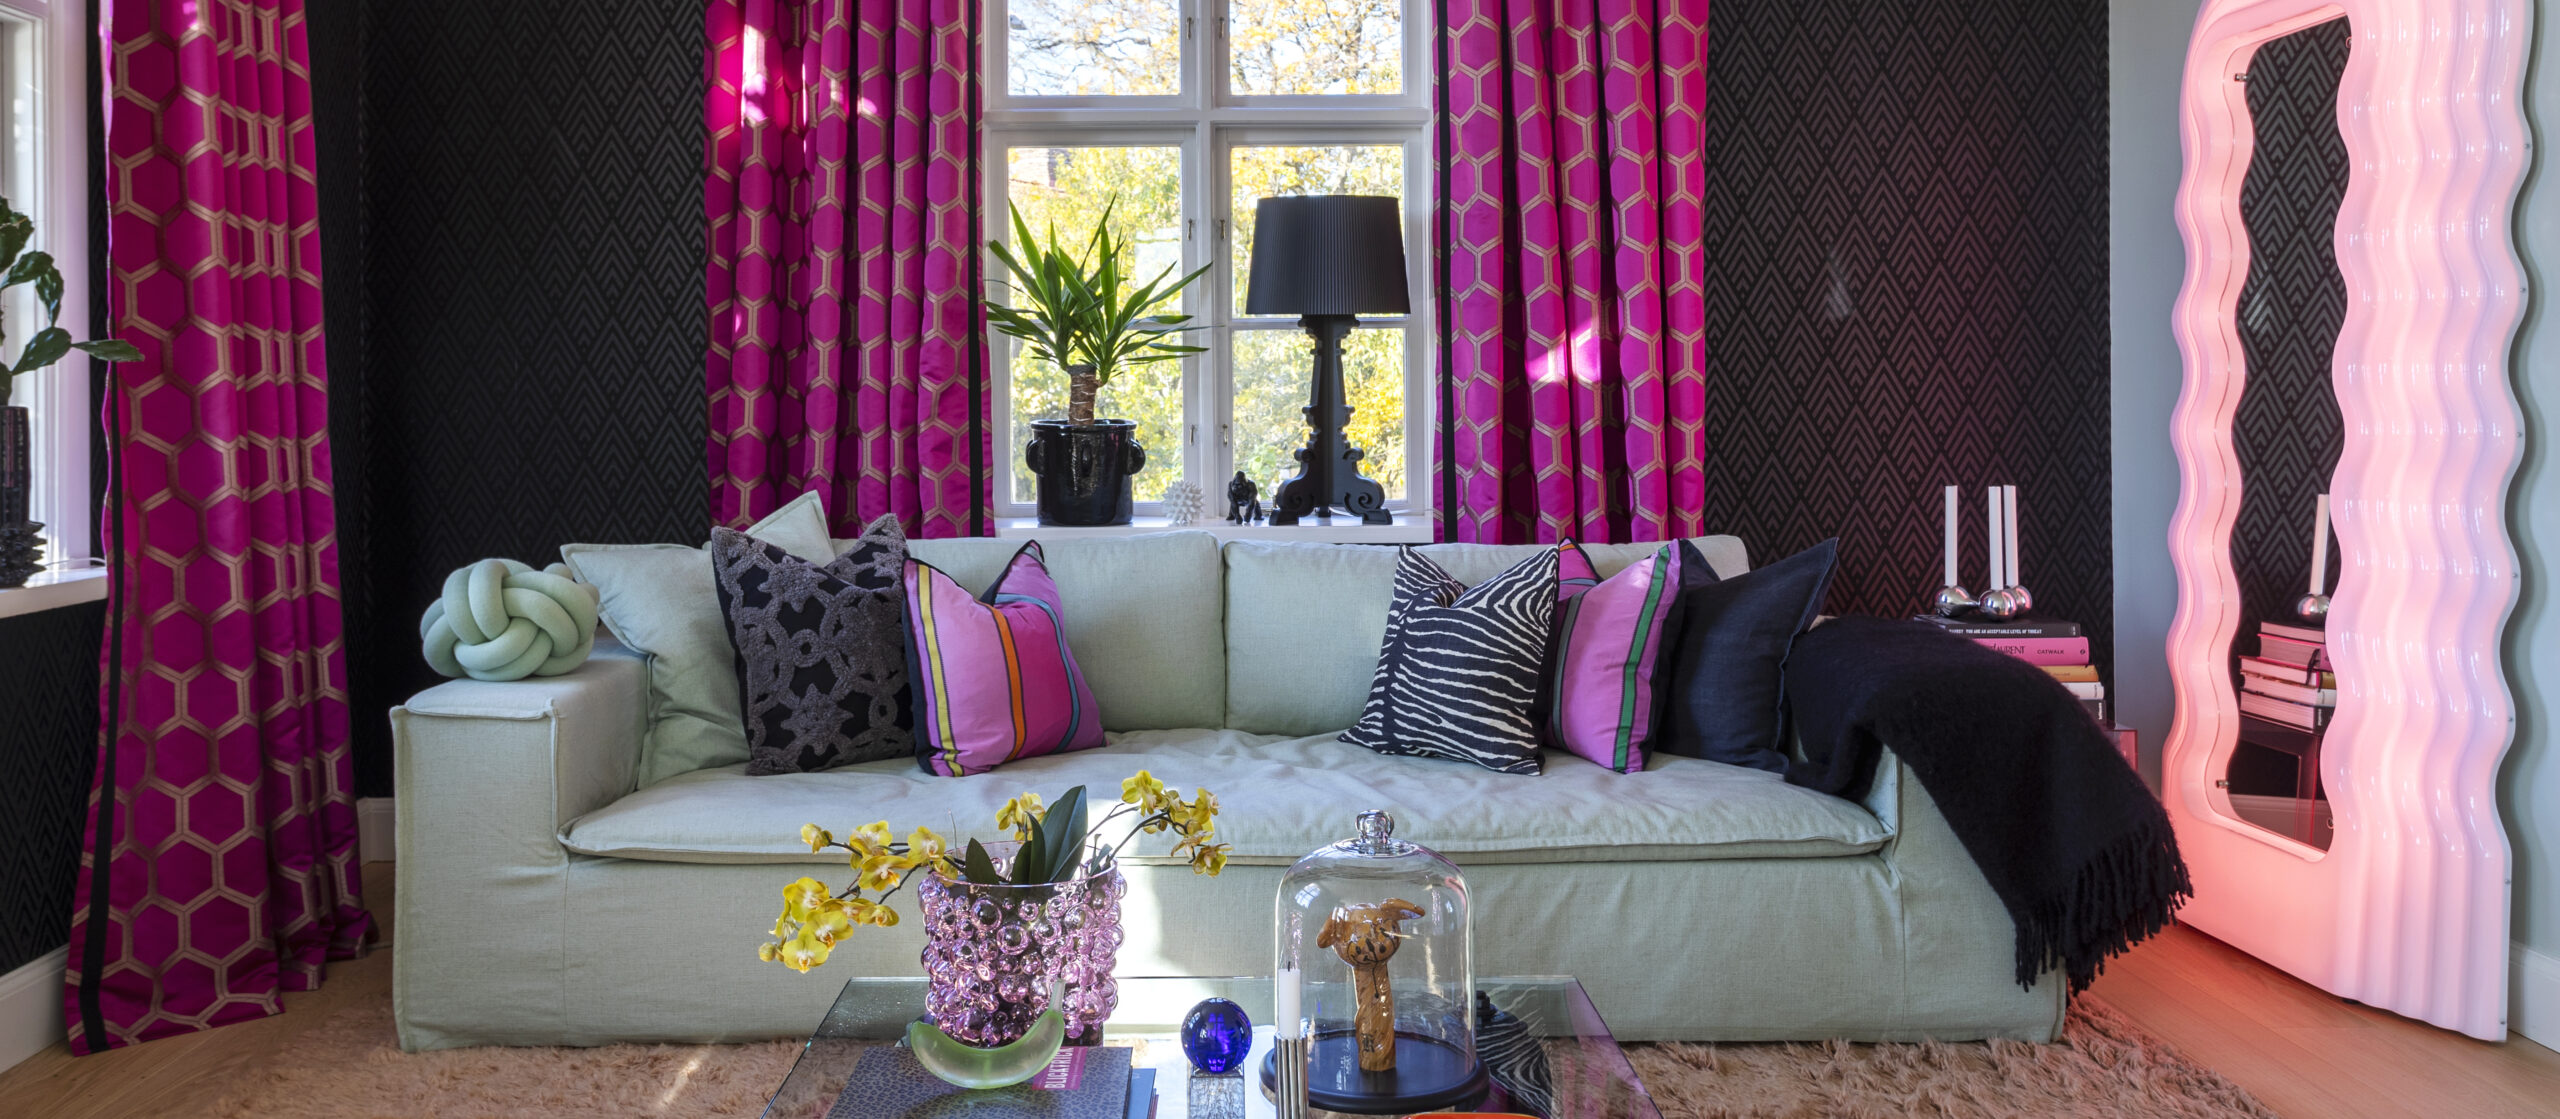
<box><xmin>847</xmin><ymin>896</ymin><xmax>901</xmax><ymax>928</ymax></box>
<box><xmin>1190</xmin><ymin>843</ymin><xmax>1230</xmax><ymax>876</ymax></box>
<box><xmin>779</xmin><ymin>924</ymin><xmax>832</xmax><ymax>973</ymax></box>
<box><xmin>848</xmin><ymin>820</ymin><xmax>895</xmax><ymax>856</ymax></box>
<box><xmin>857</xmin><ymin>852</ymin><xmax>906</xmax><ymax>893</ymax></box>
<box><xmin>800</xmin><ymin>824</ymin><xmax>833</xmax><ymax>852</ymax></box>
<box><xmin>757</xmin><ymin>940</ymin><xmax>783</xmax><ymax>963</ymax></box>
<box><xmin>1121</xmin><ymin>770</ymin><xmax>1168</xmax><ymax>808</ymax></box>
<box><xmin>995</xmin><ymin>793</ymin><xmax>1047</xmax><ymax>840</ymax></box>
<box><xmin>782</xmin><ymin>876</ymin><xmax>831</xmax><ymax>922</ymax></box>
<box><xmin>807</xmin><ymin>900</ymin><xmax>858</xmax><ymax>946</ymax></box>
<box><xmin>906</xmin><ymin>826</ymin><xmax>952</xmax><ymax>874</ymax></box>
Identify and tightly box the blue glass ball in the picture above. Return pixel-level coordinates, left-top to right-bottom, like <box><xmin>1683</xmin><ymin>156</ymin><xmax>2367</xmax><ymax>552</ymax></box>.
<box><xmin>1180</xmin><ymin>997</ymin><xmax>1253</xmax><ymax>1074</ymax></box>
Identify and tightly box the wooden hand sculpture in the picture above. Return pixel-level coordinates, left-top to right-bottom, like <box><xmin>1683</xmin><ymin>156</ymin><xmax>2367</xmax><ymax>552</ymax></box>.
<box><xmin>1317</xmin><ymin>898</ymin><xmax>1426</xmax><ymax>1072</ymax></box>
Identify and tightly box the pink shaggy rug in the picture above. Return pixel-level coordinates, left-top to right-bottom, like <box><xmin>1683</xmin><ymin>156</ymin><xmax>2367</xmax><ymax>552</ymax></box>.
<box><xmin>212</xmin><ymin>997</ymin><xmax>2272</xmax><ymax>1118</ymax></box>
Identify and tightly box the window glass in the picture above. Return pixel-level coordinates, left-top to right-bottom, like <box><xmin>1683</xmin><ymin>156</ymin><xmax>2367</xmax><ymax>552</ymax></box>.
<box><xmin>1230</xmin><ymin>326</ymin><xmax>1405</xmax><ymax>501</ymax></box>
<box><xmin>1228</xmin><ymin>0</ymin><xmax>1401</xmax><ymax>96</ymax></box>
<box><xmin>1229</xmin><ymin>143</ymin><xmax>1404</xmax><ymax>311</ymax></box>
<box><xmin>1001</xmin><ymin>144</ymin><xmax>1187</xmax><ymax>504</ymax></box>
<box><xmin>1008</xmin><ymin>0</ymin><xmax>1182</xmax><ymax>97</ymax></box>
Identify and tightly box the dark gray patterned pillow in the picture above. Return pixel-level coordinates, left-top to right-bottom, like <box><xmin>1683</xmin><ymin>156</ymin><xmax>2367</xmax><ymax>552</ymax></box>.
<box><xmin>711</xmin><ymin>514</ymin><xmax>912</xmax><ymax>774</ymax></box>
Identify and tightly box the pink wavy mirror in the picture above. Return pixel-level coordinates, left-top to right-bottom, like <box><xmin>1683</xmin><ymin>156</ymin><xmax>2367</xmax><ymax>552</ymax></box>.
<box><xmin>2163</xmin><ymin>0</ymin><xmax>2527</xmax><ymax>1040</ymax></box>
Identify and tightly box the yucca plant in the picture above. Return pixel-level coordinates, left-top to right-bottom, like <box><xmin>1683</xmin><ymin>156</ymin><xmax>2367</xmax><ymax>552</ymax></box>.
<box><xmin>984</xmin><ymin>201</ymin><xmax>1210</xmax><ymax>427</ymax></box>
<box><xmin>0</xmin><ymin>196</ymin><xmax>142</xmax><ymax>407</ymax></box>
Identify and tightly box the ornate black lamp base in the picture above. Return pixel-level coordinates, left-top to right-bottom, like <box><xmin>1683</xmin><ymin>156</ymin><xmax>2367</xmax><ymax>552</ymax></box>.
<box><xmin>0</xmin><ymin>520</ymin><xmax>43</xmax><ymax>589</ymax></box>
<box><xmin>1269</xmin><ymin>314</ymin><xmax>1391</xmax><ymax>527</ymax></box>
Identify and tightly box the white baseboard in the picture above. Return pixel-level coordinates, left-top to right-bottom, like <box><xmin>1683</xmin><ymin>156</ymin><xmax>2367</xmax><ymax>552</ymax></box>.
<box><xmin>0</xmin><ymin>946</ymin><xmax>67</xmax><ymax>1074</ymax></box>
<box><xmin>358</xmin><ymin>796</ymin><xmax>396</xmax><ymax>865</ymax></box>
<box><xmin>2517</xmin><ymin>941</ymin><xmax>2560</xmax><ymax>1050</ymax></box>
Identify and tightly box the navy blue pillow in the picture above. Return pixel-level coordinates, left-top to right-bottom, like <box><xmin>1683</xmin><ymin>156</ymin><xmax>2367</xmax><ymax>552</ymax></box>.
<box><xmin>1658</xmin><ymin>538</ymin><xmax>1839</xmax><ymax>772</ymax></box>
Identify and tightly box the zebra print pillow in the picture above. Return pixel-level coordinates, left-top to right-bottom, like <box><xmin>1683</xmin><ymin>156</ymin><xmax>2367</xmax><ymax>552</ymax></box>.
<box><xmin>1339</xmin><ymin>546</ymin><xmax>1559</xmax><ymax>774</ymax></box>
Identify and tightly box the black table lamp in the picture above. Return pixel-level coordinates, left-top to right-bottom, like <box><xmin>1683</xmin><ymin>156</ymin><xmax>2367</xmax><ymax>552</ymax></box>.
<box><xmin>1244</xmin><ymin>195</ymin><xmax>1408</xmax><ymax>526</ymax></box>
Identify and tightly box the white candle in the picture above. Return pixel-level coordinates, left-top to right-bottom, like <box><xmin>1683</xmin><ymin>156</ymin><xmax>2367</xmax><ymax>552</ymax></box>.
<box><xmin>2310</xmin><ymin>494</ymin><xmax>2331</xmax><ymax>594</ymax></box>
<box><xmin>1275</xmin><ymin>967</ymin><xmax>1302</xmax><ymax>1039</ymax></box>
<box><xmin>2004</xmin><ymin>485</ymin><xmax>2022</xmax><ymax>590</ymax></box>
<box><xmin>1942</xmin><ymin>486</ymin><xmax>1960</xmax><ymax>586</ymax></box>
<box><xmin>1986</xmin><ymin>486</ymin><xmax>2006</xmax><ymax>590</ymax></box>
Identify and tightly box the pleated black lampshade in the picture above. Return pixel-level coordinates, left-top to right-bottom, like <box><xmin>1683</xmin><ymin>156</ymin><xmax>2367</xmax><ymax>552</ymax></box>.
<box><xmin>1243</xmin><ymin>196</ymin><xmax>1411</xmax><ymax>316</ymax></box>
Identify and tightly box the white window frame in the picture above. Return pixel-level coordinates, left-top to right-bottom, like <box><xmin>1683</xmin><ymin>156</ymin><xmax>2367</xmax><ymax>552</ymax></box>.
<box><xmin>0</xmin><ymin>0</ymin><xmax>93</xmax><ymax>568</ymax></box>
<box><xmin>983</xmin><ymin>0</ymin><xmax>1434</xmax><ymax>520</ymax></box>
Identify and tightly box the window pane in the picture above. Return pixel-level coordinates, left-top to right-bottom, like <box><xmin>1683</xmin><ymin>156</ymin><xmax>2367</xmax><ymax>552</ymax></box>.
<box><xmin>1230</xmin><ymin>144</ymin><xmax>1405</xmax><ymax>311</ymax></box>
<box><xmin>1002</xmin><ymin>145</ymin><xmax>1188</xmax><ymax>505</ymax></box>
<box><xmin>1229</xmin><ymin>0</ymin><xmax>1402</xmax><ymax>95</ymax></box>
<box><xmin>1008</xmin><ymin>0</ymin><xmax>1181</xmax><ymax>97</ymax></box>
<box><xmin>1231</xmin><ymin>326</ymin><xmax>1406</xmax><ymax>502</ymax></box>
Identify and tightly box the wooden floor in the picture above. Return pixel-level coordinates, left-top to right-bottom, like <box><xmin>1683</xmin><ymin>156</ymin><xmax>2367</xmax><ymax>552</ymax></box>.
<box><xmin>1</xmin><ymin>865</ymin><xmax>2555</xmax><ymax>1117</ymax></box>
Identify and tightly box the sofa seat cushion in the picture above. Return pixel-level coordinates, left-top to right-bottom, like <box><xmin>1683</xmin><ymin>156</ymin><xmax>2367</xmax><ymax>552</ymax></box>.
<box><xmin>559</xmin><ymin>728</ymin><xmax>1891</xmax><ymax>866</ymax></box>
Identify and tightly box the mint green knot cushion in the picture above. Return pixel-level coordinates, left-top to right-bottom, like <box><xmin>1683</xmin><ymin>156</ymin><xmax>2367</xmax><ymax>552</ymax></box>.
<box><xmin>420</xmin><ymin>559</ymin><xmax>602</xmax><ymax>681</ymax></box>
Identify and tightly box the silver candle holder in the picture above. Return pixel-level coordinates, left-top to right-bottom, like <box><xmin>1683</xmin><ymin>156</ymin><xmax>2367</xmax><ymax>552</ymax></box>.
<box><xmin>1273</xmin><ymin>1033</ymin><xmax>1312</xmax><ymax>1119</ymax></box>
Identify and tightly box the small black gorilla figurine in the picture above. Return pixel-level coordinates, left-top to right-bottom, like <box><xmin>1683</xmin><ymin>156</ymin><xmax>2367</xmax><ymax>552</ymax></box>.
<box><xmin>1227</xmin><ymin>472</ymin><xmax>1263</xmax><ymax>525</ymax></box>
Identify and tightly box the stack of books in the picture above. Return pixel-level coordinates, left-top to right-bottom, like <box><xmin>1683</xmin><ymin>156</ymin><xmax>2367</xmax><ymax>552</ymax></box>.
<box><xmin>2239</xmin><ymin>620</ymin><xmax>2334</xmax><ymax>731</ymax></box>
<box><xmin>1917</xmin><ymin>615</ymin><xmax>2104</xmax><ymax>723</ymax></box>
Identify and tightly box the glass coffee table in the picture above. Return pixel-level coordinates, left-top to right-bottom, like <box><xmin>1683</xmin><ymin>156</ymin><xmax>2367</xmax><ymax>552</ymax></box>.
<box><xmin>763</xmin><ymin>975</ymin><xmax>1661</xmax><ymax>1118</ymax></box>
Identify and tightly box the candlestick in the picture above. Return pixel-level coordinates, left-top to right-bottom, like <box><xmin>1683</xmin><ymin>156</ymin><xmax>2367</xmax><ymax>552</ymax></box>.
<box><xmin>2004</xmin><ymin>484</ymin><xmax>2032</xmax><ymax>613</ymax></box>
<box><xmin>1986</xmin><ymin>486</ymin><xmax>2006</xmax><ymax>590</ymax></box>
<box><xmin>1274</xmin><ymin>967</ymin><xmax>1302</xmax><ymax>1040</ymax></box>
<box><xmin>1942</xmin><ymin>486</ymin><xmax>1960</xmax><ymax>586</ymax></box>
<box><xmin>1933</xmin><ymin>485</ymin><xmax>1977</xmax><ymax>617</ymax></box>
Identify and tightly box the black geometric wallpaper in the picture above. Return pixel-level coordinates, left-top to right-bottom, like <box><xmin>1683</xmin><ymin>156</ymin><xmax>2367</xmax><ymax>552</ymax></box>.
<box><xmin>2232</xmin><ymin>18</ymin><xmax>2350</xmax><ymax>652</ymax></box>
<box><xmin>1696</xmin><ymin>0</ymin><xmax>2114</xmax><ymax>679</ymax></box>
<box><xmin>334</xmin><ymin>0</ymin><xmax>708</xmax><ymax>795</ymax></box>
<box><xmin>0</xmin><ymin>602</ymin><xmax>105</xmax><ymax>974</ymax></box>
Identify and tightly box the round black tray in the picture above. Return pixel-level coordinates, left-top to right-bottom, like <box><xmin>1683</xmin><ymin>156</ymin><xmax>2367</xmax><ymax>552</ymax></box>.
<box><xmin>1258</xmin><ymin>1028</ymin><xmax>1491</xmax><ymax>1115</ymax></box>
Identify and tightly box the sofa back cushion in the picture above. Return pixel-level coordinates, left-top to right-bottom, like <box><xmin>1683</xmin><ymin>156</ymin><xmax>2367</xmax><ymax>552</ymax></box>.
<box><xmin>1223</xmin><ymin>536</ymin><xmax>1750</xmax><ymax>737</ymax></box>
<box><xmin>900</xmin><ymin>531</ymin><xmax>1224</xmax><ymax>731</ymax></box>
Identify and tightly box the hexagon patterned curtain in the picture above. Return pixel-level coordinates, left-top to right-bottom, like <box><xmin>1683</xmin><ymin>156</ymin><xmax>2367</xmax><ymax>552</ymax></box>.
<box><xmin>67</xmin><ymin>0</ymin><xmax>372</xmax><ymax>1054</ymax></box>
<box><xmin>1433</xmin><ymin>0</ymin><xmax>1712</xmax><ymax>544</ymax></box>
<box><xmin>705</xmin><ymin>0</ymin><xmax>988</xmax><ymax>540</ymax></box>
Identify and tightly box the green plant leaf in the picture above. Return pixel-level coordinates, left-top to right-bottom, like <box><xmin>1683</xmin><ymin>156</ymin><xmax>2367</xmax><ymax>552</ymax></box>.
<box><xmin>962</xmin><ymin>838</ymin><xmax>1003</xmax><ymax>886</ymax></box>
<box><xmin>11</xmin><ymin>326</ymin><xmax>69</xmax><ymax>375</ymax></box>
<box><xmin>35</xmin><ymin>268</ymin><xmax>60</xmax><ymax>325</ymax></box>
<box><xmin>1010</xmin><ymin>825</ymin><xmax>1049</xmax><ymax>887</ymax></box>
<box><xmin>1038</xmin><ymin>786</ymin><xmax>1087</xmax><ymax>884</ymax></box>
<box><xmin>0</xmin><ymin>213</ymin><xmax>31</xmax><ymax>282</ymax></box>
<box><xmin>71</xmin><ymin>339</ymin><xmax>143</xmax><ymax>362</ymax></box>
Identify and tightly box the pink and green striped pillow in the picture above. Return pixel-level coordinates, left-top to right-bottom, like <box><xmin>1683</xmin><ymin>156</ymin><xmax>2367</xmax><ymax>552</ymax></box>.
<box><xmin>1548</xmin><ymin>541</ymin><xmax>1684</xmax><ymax>773</ymax></box>
<box><xmin>904</xmin><ymin>541</ymin><xmax>1105</xmax><ymax>776</ymax></box>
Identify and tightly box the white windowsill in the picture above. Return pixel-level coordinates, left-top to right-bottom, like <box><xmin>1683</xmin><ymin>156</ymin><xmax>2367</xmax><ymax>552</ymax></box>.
<box><xmin>992</xmin><ymin>513</ymin><xmax>1432</xmax><ymax>545</ymax></box>
<box><xmin>0</xmin><ymin>565</ymin><xmax>107</xmax><ymax>621</ymax></box>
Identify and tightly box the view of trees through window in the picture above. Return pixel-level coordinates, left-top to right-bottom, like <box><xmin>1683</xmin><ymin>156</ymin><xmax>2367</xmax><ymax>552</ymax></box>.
<box><xmin>995</xmin><ymin>0</ymin><xmax>1419</xmax><ymax>513</ymax></box>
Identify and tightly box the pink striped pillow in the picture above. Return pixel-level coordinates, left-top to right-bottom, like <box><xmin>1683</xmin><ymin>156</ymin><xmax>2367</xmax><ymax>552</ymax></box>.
<box><xmin>1549</xmin><ymin>541</ymin><xmax>1684</xmax><ymax>773</ymax></box>
<box><xmin>904</xmin><ymin>542</ymin><xmax>1105</xmax><ymax>776</ymax></box>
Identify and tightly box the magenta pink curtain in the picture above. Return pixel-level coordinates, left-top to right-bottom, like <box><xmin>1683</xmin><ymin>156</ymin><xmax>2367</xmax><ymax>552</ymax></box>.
<box><xmin>1434</xmin><ymin>0</ymin><xmax>1711</xmax><ymax>544</ymax></box>
<box><xmin>705</xmin><ymin>0</ymin><xmax>987</xmax><ymax>540</ymax></box>
<box><xmin>68</xmin><ymin>0</ymin><xmax>370</xmax><ymax>1055</ymax></box>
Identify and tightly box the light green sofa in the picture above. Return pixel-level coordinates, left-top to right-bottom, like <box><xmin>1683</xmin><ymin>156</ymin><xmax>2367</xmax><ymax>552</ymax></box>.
<box><xmin>390</xmin><ymin>532</ymin><xmax>2064</xmax><ymax>1051</ymax></box>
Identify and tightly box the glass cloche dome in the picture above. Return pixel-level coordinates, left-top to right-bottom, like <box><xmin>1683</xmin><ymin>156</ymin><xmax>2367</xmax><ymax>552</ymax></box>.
<box><xmin>1265</xmin><ymin>809</ymin><xmax>1486</xmax><ymax>1114</ymax></box>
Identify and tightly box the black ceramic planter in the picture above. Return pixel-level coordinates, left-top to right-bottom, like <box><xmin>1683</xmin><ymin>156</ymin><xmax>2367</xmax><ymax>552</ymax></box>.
<box><xmin>1026</xmin><ymin>419</ymin><xmax>1145</xmax><ymax>527</ymax></box>
<box><xmin>1</xmin><ymin>405</ymin><xmax>40</xmax><ymax>588</ymax></box>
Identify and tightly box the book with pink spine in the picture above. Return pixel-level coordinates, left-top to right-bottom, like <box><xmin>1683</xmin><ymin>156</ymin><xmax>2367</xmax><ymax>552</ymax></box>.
<box><xmin>1970</xmin><ymin>636</ymin><xmax>2090</xmax><ymax>665</ymax></box>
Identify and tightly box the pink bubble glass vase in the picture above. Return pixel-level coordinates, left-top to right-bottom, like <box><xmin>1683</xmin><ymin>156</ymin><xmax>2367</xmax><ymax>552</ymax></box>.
<box><xmin>915</xmin><ymin>862</ymin><xmax>1126</xmax><ymax>1048</ymax></box>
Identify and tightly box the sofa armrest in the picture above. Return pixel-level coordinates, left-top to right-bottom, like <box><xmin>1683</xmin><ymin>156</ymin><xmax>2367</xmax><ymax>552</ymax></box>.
<box><xmin>390</xmin><ymin>642</ymin><xmax>645</xmax><ymax>1050</ymax></box>
<box><xmin>391</xmin><ymin>642</ymin><xmax>645</xmax><ymax>834</ymax></box>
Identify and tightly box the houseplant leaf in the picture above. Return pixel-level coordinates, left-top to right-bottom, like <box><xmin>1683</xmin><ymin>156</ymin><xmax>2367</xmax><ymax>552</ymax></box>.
<box><xmin>1010</xmin><ymin>824</ymin><xmax>1049</xmax><ymax>887</ymax></box>
<box><xmin>962</xmin><ymin>838</ymin><xmax>1003</xmax><ymax>886</ymax></box>
<box><xmin>1037</xmin><ymin>785</ymin><xmax>1088</xmax><ymax>884</ymax></box>
<box><xmin>71</xmin><ymin>340</ymin><xmax>143</xmax><ymax>362</ymax></box>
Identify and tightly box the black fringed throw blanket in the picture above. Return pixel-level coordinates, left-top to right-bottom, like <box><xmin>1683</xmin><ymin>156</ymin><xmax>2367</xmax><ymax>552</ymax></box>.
<box><xmin>1783</xmin><ymin>616</ymin><xmax>2190</xmax><ymax>993</ymax></box>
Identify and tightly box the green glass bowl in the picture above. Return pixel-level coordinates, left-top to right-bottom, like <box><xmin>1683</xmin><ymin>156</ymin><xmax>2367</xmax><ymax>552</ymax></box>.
<box><xmin>905</xmin><ymin>1009</ymin><xmax>1066</xmax><ymax>1089</ymax></box>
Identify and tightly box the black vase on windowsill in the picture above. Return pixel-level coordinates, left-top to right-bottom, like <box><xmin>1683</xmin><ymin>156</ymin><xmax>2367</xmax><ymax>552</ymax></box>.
<box><xmin>1</xmin><ymin>404</ymin><xmax>43</xmax><ymax>589</ymax></box>
<box><xmin>1026</xmin><ymin>416</ymin><xmax>1146</xmax><ymax>528</ymax></box>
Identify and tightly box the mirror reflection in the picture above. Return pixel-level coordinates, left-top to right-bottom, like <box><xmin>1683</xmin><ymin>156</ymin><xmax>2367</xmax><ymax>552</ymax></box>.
<box><xmin>2225</xmin><ymin>16</ymin><xmax>2350</xmax><ymax>850</ymax></box>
